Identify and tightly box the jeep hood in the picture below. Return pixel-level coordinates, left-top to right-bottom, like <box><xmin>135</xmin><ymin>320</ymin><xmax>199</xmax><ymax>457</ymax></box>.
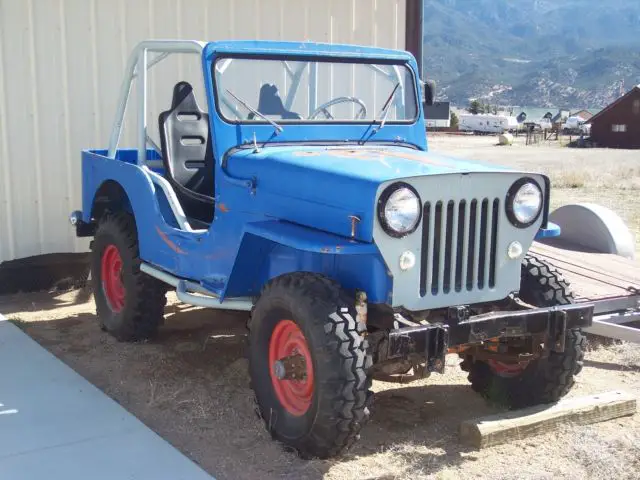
<box><xmin>225</xmin><ymin>145</ymin><xmax>512</xmax><ymax>241</ymax></box>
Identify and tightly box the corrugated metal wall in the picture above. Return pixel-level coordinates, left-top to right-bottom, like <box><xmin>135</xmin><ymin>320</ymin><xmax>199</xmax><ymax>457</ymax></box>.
<box><xmin>0</xmin><ymin>0</ymin><xmax>407</xmax><ymax>263</ymax></box>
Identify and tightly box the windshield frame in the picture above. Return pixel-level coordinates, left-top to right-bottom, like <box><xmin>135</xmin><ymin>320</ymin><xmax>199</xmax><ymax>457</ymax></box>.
<box><xmin>211</xmin><ymin>54</ymin><xmax>420</xmax><ymax>126</ymax></box>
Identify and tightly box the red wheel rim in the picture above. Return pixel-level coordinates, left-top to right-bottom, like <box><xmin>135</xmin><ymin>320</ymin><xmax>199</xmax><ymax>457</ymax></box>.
<box><xmin>268</xmin><ymin>320</ymin><xmax>314</xmax><ymax>416</ymax></box>
<box><xmin>101</xmin><ymin>245</ymin><xmax>125</xmax><ymax>313</ymax></box>
<box><xmin>487</xmin><ymin>359</ymin><xmax>528</xmax><ymax>378</ymax></box>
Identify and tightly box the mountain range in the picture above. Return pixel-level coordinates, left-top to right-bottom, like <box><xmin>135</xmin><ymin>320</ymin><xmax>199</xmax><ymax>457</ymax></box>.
<box><xmin>422</xmin><ymin>0</ymin><xmax>640</xmax><ymax>108</ymax></box>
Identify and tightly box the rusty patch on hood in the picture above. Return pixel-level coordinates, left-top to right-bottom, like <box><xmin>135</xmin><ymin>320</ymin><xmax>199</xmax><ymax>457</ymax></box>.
<box><xmin>293</xmin><ymin>148</ymin><xmax>455</xmax><ymax>169</ymax></box>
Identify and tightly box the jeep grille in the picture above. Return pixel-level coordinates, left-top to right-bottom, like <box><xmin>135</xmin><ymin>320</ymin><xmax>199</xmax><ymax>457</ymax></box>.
<box><xmin>419</xmin><ymin>198</ymin><xmax>500</xmax><ymax>296</ymax></box>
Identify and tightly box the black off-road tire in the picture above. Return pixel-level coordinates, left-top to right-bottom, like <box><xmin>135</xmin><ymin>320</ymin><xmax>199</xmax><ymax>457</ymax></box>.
<box><xmin>248</xmin><ymin>273</ymin><xmax>372</xmax><ymax>459</ymax></box>
<box><xmin>465</xmin><ymin>254</ymin><xmax>586</xmax><ymax>408</ymax></box>
<box><xmin>91</xmin><ymin>212</ymin><xmax>167</xmax><ymax>341</ymax></box>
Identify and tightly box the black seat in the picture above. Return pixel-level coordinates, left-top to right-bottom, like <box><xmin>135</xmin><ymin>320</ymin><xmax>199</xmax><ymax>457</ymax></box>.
<box><xmin>159</xmin><ymin>81</ymin><xmax>214</xmax><ymax>225</ymax></box>
<box><xmin>248</xmin><ymin>84</ymin><xmax>302</xmax><ymax>120</ymax></box>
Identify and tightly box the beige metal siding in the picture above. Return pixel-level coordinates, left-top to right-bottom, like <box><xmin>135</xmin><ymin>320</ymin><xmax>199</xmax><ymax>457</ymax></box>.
<box><xmin>0</xmin><ymin>0</ymin><xmax>406</xmax><ymax>263</ymax></box>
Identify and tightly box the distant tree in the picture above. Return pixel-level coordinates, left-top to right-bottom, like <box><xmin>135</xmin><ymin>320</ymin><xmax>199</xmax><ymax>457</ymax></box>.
<box><xmin>468</xmin><ymin>100</ymin><xmax>481</xmax><ymax>114</ymax></box>
<box><xmin>450</xmin><ymin>111</ymin><xmax>459</xmax><ymax>130</ymax></box>
<box><xmin>492</xmin><ymin>105</ymin><xmax>498</xmax><ymax>115</ymax></box>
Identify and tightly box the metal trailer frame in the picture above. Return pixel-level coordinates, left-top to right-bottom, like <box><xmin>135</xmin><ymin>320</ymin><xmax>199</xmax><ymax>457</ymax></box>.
<box><xmin>583</xmin><ymin>293</ymin><xmax>640</xmax><ymax>343</ymax></box>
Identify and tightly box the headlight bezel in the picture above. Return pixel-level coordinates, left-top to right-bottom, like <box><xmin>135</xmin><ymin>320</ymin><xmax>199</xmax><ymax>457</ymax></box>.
<box><xmin>377</xmin><ymin>182</ymin><xmax>422</xmax><ymax>238</ymax></box>
<box><xmin>505</xmin><ymin>177</ymin><xmax>544</xmax><ymax>228</ymax></box>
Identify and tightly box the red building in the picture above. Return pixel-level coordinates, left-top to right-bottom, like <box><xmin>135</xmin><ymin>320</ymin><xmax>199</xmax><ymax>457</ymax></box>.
<box><xmin>587</xmin><ymin>85</ymin><xmax>640</xmax><ymax>149</ymax></box>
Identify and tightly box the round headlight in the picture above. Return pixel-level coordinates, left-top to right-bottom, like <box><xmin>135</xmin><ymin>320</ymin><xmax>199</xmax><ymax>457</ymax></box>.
<box><xmin>378</xmin><ymin>183</ymin><xmax>421</xmax><ymax>236</ymax></box>
<box><xmin>507</xmin><ymin>179</ymin><xmax>543</xmax><ymax>227</ymax></box>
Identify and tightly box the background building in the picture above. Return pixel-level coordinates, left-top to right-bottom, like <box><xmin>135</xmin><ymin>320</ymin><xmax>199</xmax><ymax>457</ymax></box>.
<box><xmin>0</xmin><ymin>0</ymin><xmax>422</xmax><ymax>264</ymax></box>
<box><xmin>424</xmin><ymin>101</ymin><xmax>451</xmax><ymax>129</ymax></box>
<box><xmin>587</xmin><ymin>85</ymin><xmax>640</xmax><ymax>149</ymax></box>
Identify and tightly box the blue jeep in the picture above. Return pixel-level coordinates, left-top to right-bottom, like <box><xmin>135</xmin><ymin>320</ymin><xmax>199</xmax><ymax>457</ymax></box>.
<box><xmin>71</xmin><ymin>40</ymin><xmax>593</xmax><ymax>458</ymax></box>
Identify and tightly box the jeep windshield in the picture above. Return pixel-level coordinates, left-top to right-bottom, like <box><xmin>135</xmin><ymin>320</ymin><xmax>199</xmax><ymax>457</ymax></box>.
<box><xmin>214</xmin><ymin>57</ymin><xmax>418</xmax><ymax>124</ymax></box>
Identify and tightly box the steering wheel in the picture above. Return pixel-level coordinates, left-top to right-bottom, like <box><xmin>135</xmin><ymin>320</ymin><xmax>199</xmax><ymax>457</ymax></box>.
<box><xmin>309</xmin><ymin>97</ymin><xmax>368</xmax><ymax>120</ymax></box>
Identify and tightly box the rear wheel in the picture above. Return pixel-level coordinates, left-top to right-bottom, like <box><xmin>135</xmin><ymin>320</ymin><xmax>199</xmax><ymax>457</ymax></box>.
<box><xmin>465</xmin><ymin>254</ymin><xmax>586</xmax><ymax>408</ymax></box>
<box><xmin>248</xmin><ymin>273</ymin><xmax>372</xmax><ymax>458</ymax></box>
<box><xmin>91</xmin><ymin>213</ymin><xmax>167</xmax><ymax>341</ymax></box>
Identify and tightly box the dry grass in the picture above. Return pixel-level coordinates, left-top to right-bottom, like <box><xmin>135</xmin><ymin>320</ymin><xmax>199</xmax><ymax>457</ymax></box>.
<box><xmin>552</xmin><ymin>170</ymin><xmax>589</xmax><ymax>189</ymax></box>
<box><xmin>568</xmin><ymin>424</ymin><xmax>640</xmax><ymax>480</ymax></box>
<box><xmin>589</xmin><ymin>342</ymin><xmax>640</xmax><ymax>370</ymax></box>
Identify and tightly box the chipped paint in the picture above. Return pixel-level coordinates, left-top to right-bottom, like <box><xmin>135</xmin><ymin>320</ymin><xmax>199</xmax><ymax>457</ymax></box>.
<box><xmin>292</xmin><ymin>151</ymin><xmax>321</xmax><ymax>157</ymax></box>
<box><xmin>218</xmin><ymin>203</ymin><xmax>230</xmax><ymax>213</ymax></box>
<box><xmin>156</xmin><ymin>226</ymin><xmax>186</xmax><ymax>255</ymax></box>
<box><xmin>327</xmin><ymin>148</ymin><xmax>455</xmax><ymax>168</ymax></box>
<box><xmin>320</xmin><ymin>245</ymin><xmax>346</xmax><ymax>254</ymax></box>
<box><xmin>204</xmin><ymin>251</ymin><xmax>231</xmax><ymax>260</ymax></box>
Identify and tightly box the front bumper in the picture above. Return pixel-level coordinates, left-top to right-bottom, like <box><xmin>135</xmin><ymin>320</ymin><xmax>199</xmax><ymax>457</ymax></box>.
<box><xmin>385</xmin><ymin>302</ymin><xmax>594</xmax><ymax>374</ymax></box>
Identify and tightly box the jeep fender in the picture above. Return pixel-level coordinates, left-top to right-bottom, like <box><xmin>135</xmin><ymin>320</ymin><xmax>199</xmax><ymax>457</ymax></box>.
<box><xmin>222</xmin><ymin>220</ymin><xmax>392</xmax><ymax>303</ymax></box>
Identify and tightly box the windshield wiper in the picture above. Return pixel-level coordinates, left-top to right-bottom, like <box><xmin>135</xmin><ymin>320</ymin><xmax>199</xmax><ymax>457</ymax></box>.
<box><xmin>377</xmin><ymin>82</ymin><xmax>401</xmax><ymax>130</ymax></box>
<box><xmin>360</xmin><ymin>82</ymin><xmax>401</xmax><ymax>145</ymax></box>
<box><xmin>225</xmin><ymin>89</ymin><xmax>283</xmax><ymax>134</ymax></box>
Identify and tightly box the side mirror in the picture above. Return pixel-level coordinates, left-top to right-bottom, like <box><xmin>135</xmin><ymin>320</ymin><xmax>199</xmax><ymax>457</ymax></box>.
<box><xmin>423</xmin><ymin>79</ymin><xmax>436</xmax><ymax>107</ymax></box>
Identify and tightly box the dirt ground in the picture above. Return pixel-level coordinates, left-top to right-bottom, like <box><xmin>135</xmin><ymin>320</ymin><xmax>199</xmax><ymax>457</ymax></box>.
<box><xmin>2</xmin><ymin>288</ymin><xmax>639</xmax><ymax>480</ymax></box>
<box><xmin>3</xmin><ymin>135</ymin><xmax>640</xmax><ymax>479</ymax></box>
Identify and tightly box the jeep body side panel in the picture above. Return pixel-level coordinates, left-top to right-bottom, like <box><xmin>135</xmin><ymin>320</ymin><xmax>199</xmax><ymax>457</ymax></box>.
<box><xmin>82</xmin><ymin>149</ymin><xmax>391</xmax><ymax>301</ymax></box>
<box><xmin>81</xmin><ymin>149</ymin><xmax>202</xmax><ymax>272</ymax></box>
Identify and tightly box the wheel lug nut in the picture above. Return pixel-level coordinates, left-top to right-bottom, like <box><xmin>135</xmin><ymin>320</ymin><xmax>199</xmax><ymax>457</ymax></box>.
<box><xmin>273</xmin><ymin>360</ymin><xmax>286</xmax><ymax>380</ymax></box>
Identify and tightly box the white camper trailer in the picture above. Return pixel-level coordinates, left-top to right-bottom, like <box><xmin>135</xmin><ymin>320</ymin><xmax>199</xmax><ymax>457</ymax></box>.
<box><xmin>563</xmin><ymin>116</ymin><xmax>591</xmax><ymax>134</ymax></box>
<box><xmin>459</xmin><ymin>114</ymin><xmax>517</xmax><ymax>134</ymax></box>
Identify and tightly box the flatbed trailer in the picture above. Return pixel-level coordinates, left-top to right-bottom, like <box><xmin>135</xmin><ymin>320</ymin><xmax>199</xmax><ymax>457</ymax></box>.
<box><xmin>530</xmin><ymin>242</ymin><xmax>640</xmax><ymax>343</ymax></box>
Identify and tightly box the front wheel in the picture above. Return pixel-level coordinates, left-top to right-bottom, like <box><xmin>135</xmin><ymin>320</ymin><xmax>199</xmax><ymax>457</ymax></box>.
<box><xmin>248</xmin><ymin>273</ymin><xmax>372</xmax><ymax>459</ymax></box>
<box><xmin>464</xmin><ymin>254</ymin><xmax>586</xmax><ymax>408</ymax></box>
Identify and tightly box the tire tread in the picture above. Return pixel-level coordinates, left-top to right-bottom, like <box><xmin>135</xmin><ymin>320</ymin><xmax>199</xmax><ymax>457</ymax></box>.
<box><xmin>467</xmin><ymin>254</ymin><xmax>585</xmax><ymax>408</ymax></box>
<box><xmin>248</xmin><ymin>272</ymin><xmax>372</xmax><ymax>459</ymax></box>
<box><xmin>92</xmin><ymin>212</ymin><xmax>166</xmax><ymax>341</ymax></box>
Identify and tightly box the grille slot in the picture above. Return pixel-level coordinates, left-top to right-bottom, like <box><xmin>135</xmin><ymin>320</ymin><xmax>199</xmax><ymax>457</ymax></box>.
<box><xmin>420</xmin><ymin>198</ymin><xmax>500</xmax><ymax>296</ymax></box>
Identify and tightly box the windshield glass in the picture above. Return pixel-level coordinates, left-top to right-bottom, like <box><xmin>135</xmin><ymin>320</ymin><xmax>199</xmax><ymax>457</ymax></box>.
<box><xmin>214</xmin><ymin>57</ymin><xmax>418</xmax><ymax>123</ymax></box>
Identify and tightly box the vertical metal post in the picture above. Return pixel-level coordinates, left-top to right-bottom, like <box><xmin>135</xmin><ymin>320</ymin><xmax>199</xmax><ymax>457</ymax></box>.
<box><xmin>425</xmin><ymin>202</ymin><xmax>435</xmax><ymax>294</ymax></box>
<box><xmin>472</xmin><ymin>201</ymin><xmax>482</xmax><ymax>289</ymax></box>
<box><xmin>309</xmin><ymin>61</ymin><xmax>318</xmax><ymax>114</ymax></box>
<box><xmin>449</xmin><ymin>201</ymin><xmax>460</xmax><ymax>291</ymax></box>
<box><xmin>405</xmin><ymin>0</ymin><xmax>424</xmax><ymax>78</ymax></box>
<box><xmin>137</xmin><ymin>49</ymin><xmax>148</xmax><ymax>165</ymax></box>
<box><xmin>483</xmin><ymin>201</ymin><xmax>494</xmax><ymax>288</ymax></box>
<box><xmin>107</xmin><ymin>50</ymin><xmax>139</xmax><ymax>158</ymax></box>
<box><xmin>437</xmin><ymin>203</ymin><xmax>447</xmax><ymax>295</ymax></box>
<box><xmin>460</xmin><ymin>201</ymin><xmax>469</xmax><ymax>290</ymax></box>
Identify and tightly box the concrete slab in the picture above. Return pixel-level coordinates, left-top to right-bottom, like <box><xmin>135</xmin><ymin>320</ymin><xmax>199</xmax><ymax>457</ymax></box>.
<box><xmin>0</xmin><ymin>315</ymin><xmax>214</xmax><ymax>480</ymax></box>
